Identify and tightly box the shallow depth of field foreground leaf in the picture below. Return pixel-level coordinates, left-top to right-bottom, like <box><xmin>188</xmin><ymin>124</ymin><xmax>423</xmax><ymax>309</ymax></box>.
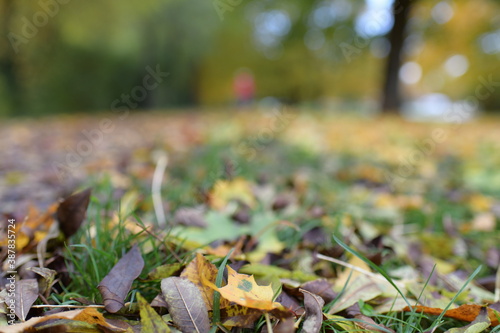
<box><xmin>98</xmin><ymin>245</ymin><xmax>145</xmax><ymax>313</ymax></box>
<box><xmin>300</xmin><ymin>289</ymin><xmax>324</xmax><ymax>333</ymax></box>
<box><xmin>403</xmin><ymin>304</ymin><xmax>500</xmax><ymax>327</ymax></box>
<box><xmin>161</xmin><ymin>277</ymin><xmax>210</xmax><ymax>333</ymax></box>
<box><xmin>445</xmin><ymin>307</ymin><xmax>491</xmax><ymax>332</ymax></box>
<box><xmin>180</xmin><ymin>252</ymin><xmax>220</xmax><ymax>310</ymax></box>
<box><xmin>12</xmin><ymin>279</ymin><xmax>38</xmax><ymax>321</ymax></box>
<box><xmin>0</xmin><ymin>308</ymin><xmax>128</xmax><ymax>333</ymax></box>
<box><xmin>215</xmin><ymin>266</ymin><xmax>281</xmax><ymax>311</ymax></box>
<box><xmin>137</xmin><ymin>293</ymin><xmax>171</xmax><ymax>333</ymax></box>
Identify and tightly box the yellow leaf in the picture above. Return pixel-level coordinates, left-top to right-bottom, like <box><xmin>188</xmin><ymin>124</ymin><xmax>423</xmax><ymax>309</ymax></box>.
<box><xmin>0</xmin><ymin>203</ymin><xmax>57</xmax><ymax>251</ymax></box>
<box><xmin>181</xmin><ymin>253</ymin><xmax>229</xmax><ymax>310</ymax></box>
<box><xmin>137</xmin><ymin>293</ymin><xmax>171</xmax><ymax>333</ymax></box>
<box><xmin>209</xmin><ymin>178</ymin><xmax>255</xmax><ymax>210</ymax></box>
<box><xmin>215</xmin><ymin>266</ymin><xmax>281</xmax><ymax>311</ymax></box>
<box><xmin>468</xmin><ymin>194</ymin><xmax>493</xmax><ymax>212</ymax></box>
<box><xmin>220</xmin><ymin>304</ymin><xmax>263</xmax><ymax>328</ymax></box>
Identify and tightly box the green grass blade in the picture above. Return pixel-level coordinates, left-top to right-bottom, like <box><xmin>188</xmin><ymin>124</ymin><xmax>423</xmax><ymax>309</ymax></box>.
<box><xmin>429</xmin><ymin>265</ymin><xmax>482</xmax><ymax>330</ymax></box>
<box><xmin>210</xmin><ymin>248</ymin><xmax>235</xmax><ymax>332</ymax></box>
<box><xmin>333</xmin><ymin>235</ymin><xmax>412</xmax><ymax>308</ymax></box>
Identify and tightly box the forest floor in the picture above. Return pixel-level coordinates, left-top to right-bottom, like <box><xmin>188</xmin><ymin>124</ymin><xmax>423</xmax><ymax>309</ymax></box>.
<box><xmin>1</xmin><ymin>109</ymin><xmax>499</xmax><ymax>332</ymax></box>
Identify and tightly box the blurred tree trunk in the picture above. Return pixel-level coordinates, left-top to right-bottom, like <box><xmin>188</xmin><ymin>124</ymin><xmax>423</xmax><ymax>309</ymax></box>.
<box><xmin>381</xmin><ymin>0</ymin><xmax>414</xmax><ymax>113</ymax></box>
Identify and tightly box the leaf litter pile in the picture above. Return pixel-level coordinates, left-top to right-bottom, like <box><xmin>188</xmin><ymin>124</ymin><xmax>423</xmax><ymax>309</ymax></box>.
<box><xmin>1</xmin><ymin>110</ymin><xmax>500</xmax><ymax>332</ymax></box>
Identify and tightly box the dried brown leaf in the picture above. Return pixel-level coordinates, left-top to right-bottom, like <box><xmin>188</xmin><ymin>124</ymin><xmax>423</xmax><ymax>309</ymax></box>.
<box><xmin>161</xmin><ymin>277</ymin><xmax>210</xmax><ymax>333</ymax></box>
<box><xmin>57</xmin><ymin>188</ymin><xmax>91</xmax><ymax>238</ymax></box>
<box><xmin>300</xmin><ymin>289</ymin><xmax>324</xmax><ymax>333</ymax></box>
<box><xmin>403</xmin><ymin>304</ymin><xmax>499</xmax><ymax>327</ymax></box>
<box><xmin>181</xmin><ymin>253</ymin><xmax>226</xmax><ymax>310</ymax></box>
<box><xmin>98</xmin><ymin>245</ymin><xmax>144</xmax><ymax>313</ymax></box>
<box><xmin>12</xmin><ymin>278</ymin><xmax>38</xmax><ymax>321</ymax></box>
<box><xmin>346</xmin><ymin>303</ymin><xmax>395</xmax><ymax>333</ymax></box>
<box><xmin>220</xmin><ymin>305</ymin><xmax>263</xmax><ymax>328</ymax></box>
<box><xmin>300</xmin><ymin>279</ymin><xmax>337</xmax><ymax>304</ymax></box>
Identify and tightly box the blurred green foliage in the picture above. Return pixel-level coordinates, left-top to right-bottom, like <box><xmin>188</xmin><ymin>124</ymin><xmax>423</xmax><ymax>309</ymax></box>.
<box><xmin>1</xmin><ymin>0</ymin><xmax>500</xmax><ymax>116</ymax></box>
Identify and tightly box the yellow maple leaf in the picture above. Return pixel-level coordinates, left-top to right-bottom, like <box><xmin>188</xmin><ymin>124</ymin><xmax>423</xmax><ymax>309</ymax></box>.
<box><xmin>215</xmin><ymin>266</ymin><xmax>280</xmax><ymax>311</ymax></box>
<box><xmin>209</xmin><ymin>178</ymin><xmax>256</xmax><ymax>210</ymax></box>
<box><xmin>181</xmin><ymin>253</ymin><xmax>230</xmax><ymax>310</ymax></box>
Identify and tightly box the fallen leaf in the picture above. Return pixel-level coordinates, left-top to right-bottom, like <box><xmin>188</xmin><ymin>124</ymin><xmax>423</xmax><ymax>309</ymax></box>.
<box><xmin>56</xmin><ymin>188</ymin><xmax>91</xmax><ymax>238</ymax></box>
<box><xmin>137</xmin><ymin>293</ymin><xmax>171</xmax><ymax>333</ymax></box>
<box><xmin>0</xmin><ymin>308</ymin><xmax>128</xmax><ymax>333</ymax></box>
<box><xmin>445</xmin><ymin>307</ymin><xmax>490</xmax><ymax>333</ymax></box>
<box><xmin>31</xmin><ymin>318</ymin><xmax>97</xmax><ymax>332</ymax></box>
<box><xmin>270</xmin><ymin>317</ymin><xmax>296</xmax><ymax>333</ymax></box>
<box><xmin>28</xmin><ymin>267</ymin><xmax>57</xmax><ymax>297</ymax></box>
<box><xmin>180</xmin><ymin>253</ymin><xmax>226</xmax><ymax>310</ymax></box>
<box><xmin>161</xmin><ymin>277</ymin><xmax>210</xmax><ymax>333</ymax></box>
<box><xmin>300</xmin><ymin>279</ymin><xmax>337</xmax><ymax>304</ymax></box>
<box><xmin>471</xmin><ymin>212</ymin><xmax>496</xmax><ymax>232</ymax></box>
<box><xmin>323</xmin><ymin>313</ymin><xmax>357</xmax><ymax>331</ymax></box>
<box><xmin>346</xmin><ymin>303</ymin><xmax>395</xmax><ymax>333</ymax></box>
<box><xmin>328</xmin><ymin>275</ymin><xmax>384</xmax><ymax>314</ymax></box>
<box><xmin>275</xmin><ymin>291</ymin><xmax>304</xmax><ymax>316</ymax></box>
<box><xmin>300</xmin><ymin>289</ymin><xmax>324</xmax><ymax>333</ymax></box>
<box><xmin>12</xmin><ymin>279</ymin><xmax>38</xmax><ymax>321</ymax></box>
<box><xmin>215</xmin><ymin>266</ymin><xmax>281</xmax><ymax>311</ymax></box>
<box><xmin>98</xmin><ymin>245</ymin><xmax>145</xmax><ymax>313</ymax></box>
<box><xmin>151</xmin><ymin>294</ymin><xmax>169</xmax><ymax>308</ymax></box>
<box><xmin>0</xmin><ymin>203</ymin><xmax>58</xmax><ymax>253</ymax></box>
<box><xmin>174</xmin><ymin>207</ymin><xmax>207</xmax><ymax>228</ymax></box>
<box><xmin>239</xmin><ymin>264</ymin><xmax>317</xmax><ymax>283</ymax></box>
<box><xmin>147</xmin><ymin>263</ymin><xmax>183</xmax><ymax>281</ymax></box>
<box><xmin>403</xmin><ymin>304</ymin><xmax>499</xmax><ymax>327</ymax></box>
<box><xmin>72</xmin><ymin>307</ymin><xmax>124</xmax><ymax>329</ymax></box>
<box><xmin>209</xmin><ymin>178</ymin><xmax>255</xmax><ymax>210</ymax></box>
<box><xmin>219</xmin><ymin>304</ymin><xmax>263</xmax><ymax>328</ymax></box>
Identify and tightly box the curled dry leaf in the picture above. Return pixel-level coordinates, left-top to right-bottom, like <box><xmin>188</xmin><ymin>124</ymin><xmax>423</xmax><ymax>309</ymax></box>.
<box><xmin>56</xmin><ymin>188</ymin><xmax>91</xmax><ymax>238</ymax></box>
<box><xmin>98</xmin><ymin>245</ymin><xmax>145</xmax><ymax>313</ymax></box>
<box><xmin>275</xmin><ymin>291</ymin><xmax>304</xmax><ymax>316</ymax></box>
<box><xmin>161</xmin><ymin>277</ymin><xmax>210</xmax><ymax>333</ymax></box>
<box><xmin>28</xmin><ymin>267</ymin><xmax>57</xmax><ymax>297</ymax></box>
<box><xmin>300</xmin><ymin>289</ymin><xmax>324</xmax><ymax>333</ymax></box>
<box><xmin>300</xmin><ymin>279</ymin><xmax>337</xmax><ymax>304</ymax></box>
<box><xmin>272</xmin><ymin>317</ymin><xmax>296</xmax><ymax>333</ymax></box>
